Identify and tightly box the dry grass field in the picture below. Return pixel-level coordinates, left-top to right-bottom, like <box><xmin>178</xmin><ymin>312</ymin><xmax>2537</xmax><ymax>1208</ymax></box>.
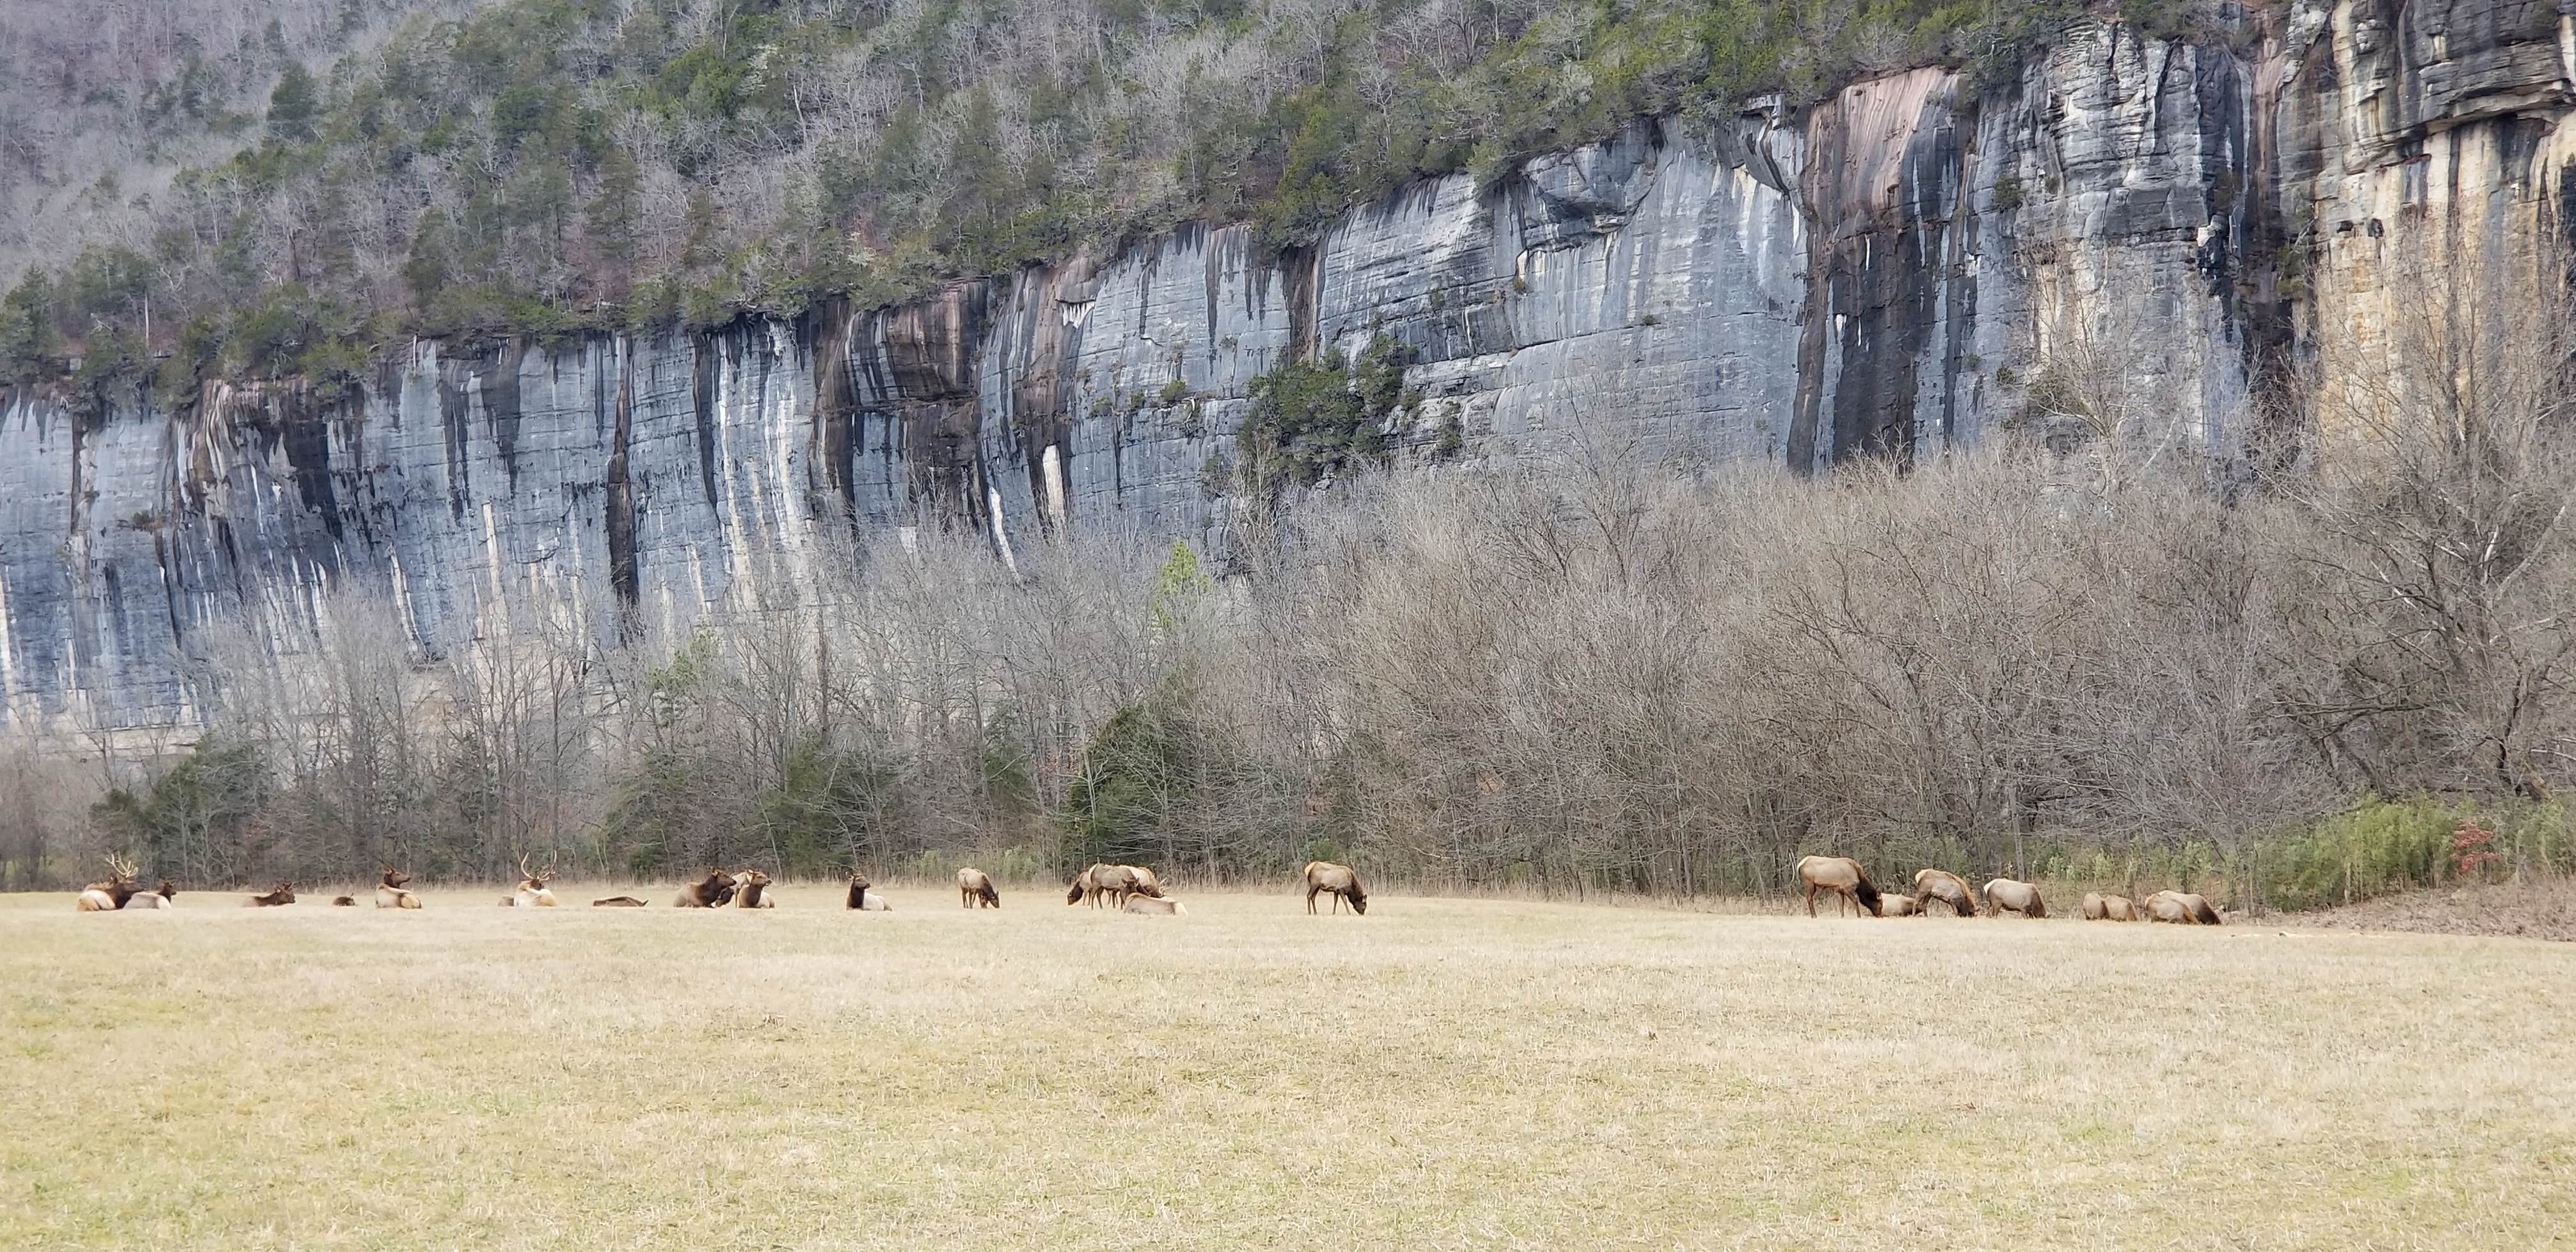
<box><xmin>4</xmin><ymin>885</ymin><xmax>2573</xmax><ymax>1249</ymax></box>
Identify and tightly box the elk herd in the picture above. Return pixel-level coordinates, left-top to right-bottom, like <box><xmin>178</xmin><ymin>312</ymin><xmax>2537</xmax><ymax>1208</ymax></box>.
<box><xmin>1794</xmin><ymin>855</ymin><xmax>2227</xmax><ymax>925</ymax></box>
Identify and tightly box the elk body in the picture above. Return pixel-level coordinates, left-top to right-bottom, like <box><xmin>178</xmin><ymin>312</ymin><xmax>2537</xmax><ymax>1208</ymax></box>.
<box><xmin>592</xmin><ymin>896</ymin><xmax>650</xmax><ymax>906</ymax></box>
<box><xmin>75</xmin><ymin>854</ymin><xmax>142</xmax><ymax>912</ymax></box>
<box><xmin>1982</xmin><ymin>879</ymin><xmax>2046</xmax><ymax>918</ymax></box>
<box><xmin>246</xmin><ymin>883</ymin><xmax>298</xmax><ymax>908</ymax></box>
<box><xmin>1124</xmin><ymin>866</ymin><xmax>1166</xmax><ymax>899</ymax></box>
<box><xmin>376</xmin><ymin>867</ymin><xmax>422</xmax><ymax>910</ymax></box>
<box><xmin>2145</xmin><ymin>890</ymin><xmax>2223</xmax><ymax>925</ymax></box>
<box><xmin>332</xmin><ymin>896</ymin><xmax>358</xmax><ymax>906</ymax></box>
<box><xmin>2082</xmin><ymin>892</ymin><xmax>2143</xmax><ymax>922</ymax></box>
<box><xmin>1796</xmin><ymin>856</ymin><xmax>1883</xmax><ymax>917</ymax></box>
<box><xmin>123</xmin><ymin>882</ymin><xmax>176</xmax><ymax>910</ymax></box>
<box><xmin>510</xmin><ymin>855</ymin><xmax>557</xmax><ymax>907</ymax></box>
<box><xmin>1121</xmin><ymin>892</ymin><xmax>1185</xmax><ymax>916</ymax></box>
<box><xmin>1878</xmin><ymin>892</ymin><xmax>1922</xmax><ymax>917</ymax></box>
<box><xmin>1067</xmin><ymin>864</ymin><xmax>1147</xmax><ymax>908</ymax></box>
<box><xmin>956</xmin><ymin>867</ymin><xmax>1000</xmax><ymax>908</ymax></box>
<box><xmin>849</xmin><ymin>872</ymin><xmax>894</xmax><ymax>910</ymax></box>
<box><xmin>1912</xmin><ymin>869</ymin><xmax>1979</xmax><ymax>917</ymax></box>
<box><xmin>732</xmin><ymin>869</ymin><xmax>774</xmax><ymax>908</ymax></box>
<box><xmin>673</xmin><ymin>869</ymin><xmax>737</xmax><ymax>908</ymax></box>
<box><xmin>1303</xmin><ymin>861</ymin><xmax>1367</xmax><ymax>915</ymax></box>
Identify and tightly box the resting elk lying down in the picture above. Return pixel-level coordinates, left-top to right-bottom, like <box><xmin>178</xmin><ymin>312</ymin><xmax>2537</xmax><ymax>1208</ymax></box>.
<box><xmin>376</xmin><ymin>867</ymin><xmax>422</xmax><ymax>909</ymax></box>
<box><xmin>1303</xmin><ymin>861</ymin><xmax>1367</xmax><ymax>915</ymax></box>
<box><xmin>509</xmin><ymin>855</ymin><xmax>557</xmax><ymax>907</ymax></box>
<box><xmin>1120</xmin><ymin>892</ymin><xmax>1185</xmax><ymax>915</ymax></box>
<box><xmin>124</xmin><ymin>880</ymin><xmax>178</xmax><ymax>910</ymax></box>
<box><xmin>732</xmin><ymin>869</ymin><xmax>774</xmax><ymax>908</ymax></box>
<box><xmin>246</xmin><ymin>882</ymin><xmax>298</xmax><ymax>907</ymax></box>
<box><xmin>847</xmin><ymin>873</ymin><xmax>893</xmax><ymax>910</ymax></box>
<box><xmin>2144</xmin><ymin>890</ymin><xmax>2223</xmax><ymax>925</ymax></box>
<box><xmin>592</xmin><ymin>895</ymin><xmax>650</xmax><ymax>906</ymax></box>
<box><xmin>956</xmin><ymin>867</ymin><xmax>1000</xmax><ymax>908</ymax></box>
<box><xmin>673</xmin><ymin>869</ymin><xmax>737</xmax><ymax>908</ymax></box>
<box><xmin>1982</xmin><ymin>878</ymin><xmax>2046</xmax><ymax>918</ymax></box>
<box><xmin>75</xmin><ymin>854</ymin><xmax>142</xmax><ymax>912</ymax></box>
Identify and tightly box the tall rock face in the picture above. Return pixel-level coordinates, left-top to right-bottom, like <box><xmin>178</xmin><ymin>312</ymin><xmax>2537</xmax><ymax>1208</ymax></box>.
<box><xmin>2</xmin><ymin>0</ymin><xmax>2570</xmax><ymax>733</ymax></box>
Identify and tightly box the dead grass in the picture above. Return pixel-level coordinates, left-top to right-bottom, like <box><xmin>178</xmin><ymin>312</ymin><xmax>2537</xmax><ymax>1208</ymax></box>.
<box><xmin>3</xmin><ymin>887</ymin><xmax>2572</xmax><ymax>1249</ymax></box>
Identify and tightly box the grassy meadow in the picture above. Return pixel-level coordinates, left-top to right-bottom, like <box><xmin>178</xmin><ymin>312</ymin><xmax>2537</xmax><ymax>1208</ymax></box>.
<box><xmin>3</xmin><ymin>885</ymin><xmax>2572</xmax><ymax>1249</ymax></box>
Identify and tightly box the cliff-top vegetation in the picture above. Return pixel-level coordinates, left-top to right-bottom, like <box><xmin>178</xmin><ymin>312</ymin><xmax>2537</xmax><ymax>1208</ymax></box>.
<box><xmin>3</xmin><ymin>0</ymin><xmax>2232</xmax><ymax>408</ymax></box>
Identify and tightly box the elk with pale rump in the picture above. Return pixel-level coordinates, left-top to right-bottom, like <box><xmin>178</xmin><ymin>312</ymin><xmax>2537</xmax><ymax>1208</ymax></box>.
<box><xmin>732</xmin><ymin>869</ymin><xmax>774</xmax><ymax>908</ymax></box>
<box><xmin>1912</xmin><ymin>869</ymin><xmax>1979</xmax><ymax>917</ymax></box>
<box><xmin>673</xmin><ymin>869</ymin><xmax>737</xmax><ymax>908</ymax></box>
<box><xmin>376</xmin><ymin>867</ymin><xmax>421</xmax><ymax>910</ymax></box>
<box><xmin>1795</xmin><ymin>856</ymin><xmax>1883</xmax><ymax>917</ymax></box>
<box><xmin>1982</xmin><ymin>878</ymin><xmax>2046</xmax><ymax>918</ymax></box>
<box><xmin>125</xmin><ymin>881</ymin><xmax>178</xmax><ymax>910</ymax></box>
<box><xmin>1067</xmin><ymin>864</ymin><xmax>1147</xmax><ymax>909</ymax></box>
<box><xmin>956</xmin><ymin>867</ymin><xmax>1000</xmax><ymax>908</ymax></box>
<box><xmin>2082</xmin><ymin>892</ymin><xmax>2143</xmax><ymax>921</ymax></box>
<box><xmin>847</xmin><ymin>872</ymin><xmax>893</xmax><ymax>910</ymax></box>
<box><xmin>1303</xmin><ymin>862</ymin><xmax>1367</xmax><ymax>915</ymax></box>
<box><xmin>508</xmin><ymin>855</ymin><xmax>556</xmax><ymax>907</ymax></box>
<box><xmin>1878</xmin><ymin>893</ymin><xmax>1922</xmax><ymax>916</ymax></box>
<box><xmin>75</xmin><ymin>855</ymin><xmax>142</xmax><ymax>912</ymax></box>
<box><xmin>1121</xmin><ymin>893</ymin><xmax>1185</xmax><ymax>915</ymax></box>
<box><xmin>2144</xmin><ymin>890</ymin><xmax>2223</xmax><ymax>925</ymax></box>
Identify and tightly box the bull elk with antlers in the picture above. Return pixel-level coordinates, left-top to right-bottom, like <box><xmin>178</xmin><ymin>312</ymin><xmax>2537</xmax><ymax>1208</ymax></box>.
<box><xmin>75</xmin><ymin>854</ymin><xmax>142</xmax><ymax>912</ymax></box>
<box><xmin>507</xmin><ymin>855</ymin><xmax>557</xmax><ymax>907</ymax></box>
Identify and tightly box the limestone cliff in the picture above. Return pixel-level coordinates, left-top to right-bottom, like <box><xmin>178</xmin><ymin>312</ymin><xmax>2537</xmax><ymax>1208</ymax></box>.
<box><xmin>2</xmin><ymin>0</ymin><xmax>2569</xmax><ymax>732</ymax></box>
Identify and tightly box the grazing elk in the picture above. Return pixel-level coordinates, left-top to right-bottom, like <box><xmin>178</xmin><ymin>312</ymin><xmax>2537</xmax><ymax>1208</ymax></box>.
<box><xmin>1982</xmin><ymin>878</ymin><xmax>2046</xmax><ymax>918</ymax></box>
<box><xmin>510</xmin><ymin>855</ymin><xmax>558</xmax><ymax>907</ymax></box>
<box><xmin>847</xmin><ymin>872</ymin><xmax>893</xmax><ymax>910</ymax></box>
<box><xmin>75</xmin><ymin>854</ymin><xmax>142</xmax><ymax>912</ymax></box>
<box><xmin>956</xmin><ymin>867</ymin><xmax>1000</xmax><ymax>909</ymax></box>
<box><xmin>1878</xmin><ymin>893</ymin><xmax>1922</xmax><ymax>917</ymax></box>
<box><xmin>1124</xmin><ymin>866</ymin><xmax>1167</xmax><ymax>898</ymax></box>
<box><xmin>673</xmin><ymin>869</ymin><xmax>737</xmax><ymax>908</ymax></box>
<box><xmin>1795</xmin><ymin>856</ymin><xmax>1883</xmax><ymax>917</ymax></box>
<box><xmin>592</xmin><ymin>896</ymin><xmax>650</xmax><ymax>906</ymax></box>
<box><xmin>1303</xmin><ymin>861</ymin><xmax>1367</xmax><ymax>915</ymax></box>
<box><xmin>732</xmin><ymin>869</ymin><xmax>775</xmax><ymax>908</ymax></box>
<box><xmin>2144</xmin><ymin>890</ymin><xmax>2223</xmax><ymax>926</ymax></box>
<box><xmin>1067</xmin><ymin>864</ymin><xmax>1145</xmax><ymax>908</ymax></box>
<box><xmin>247</xmin><ymin>883</ymin><xmax>298</xmax><ymax>908</ymax></box>
<box><xmin>1912</xmin><ymin>869</ymin><xmax>1979</xmax><ymax>917</ymax></box>
<box><xmin>376</xmin><ymin>867</ymin><xmax>422</xmax><ymax>910</ymax></box>
<box><xmin>2082</xmin><ymin>892</ymin><xmax>2143</xmax><ymax>921</ymax></box>
<box><xmin>1121</xmin><ymin>892</ymin><xmax>1185</xmax><ymax>916</ymax></box>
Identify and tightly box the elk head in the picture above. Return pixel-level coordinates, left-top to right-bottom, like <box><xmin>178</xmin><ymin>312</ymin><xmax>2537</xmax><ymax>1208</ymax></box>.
<box><xmin>516</xmin><ymin>852</ymin><xmax>555</xmax><ymax>892</ymax></box>
<box><xmin>380</xmin><ymin>866</ymin><xmax>412</xmax><ymax>889</ymax></box>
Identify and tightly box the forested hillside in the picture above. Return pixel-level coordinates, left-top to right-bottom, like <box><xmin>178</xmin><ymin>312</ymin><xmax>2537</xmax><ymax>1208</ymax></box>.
<box><xmin>3</xmin><ymin>0</ymin><xmax>2221</xmax><ymax>403</ymax></box>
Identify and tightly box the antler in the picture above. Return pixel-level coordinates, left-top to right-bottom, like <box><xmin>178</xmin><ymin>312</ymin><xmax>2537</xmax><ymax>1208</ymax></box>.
<box><xmin>516</xmin><ymin>851</ymin><xmax>535</xmax><ymax>883</ymax></box>
<box><xmin>105</xmin><ymin>852</ymin><xmax>138</xmax><ymax>883</ymax></box>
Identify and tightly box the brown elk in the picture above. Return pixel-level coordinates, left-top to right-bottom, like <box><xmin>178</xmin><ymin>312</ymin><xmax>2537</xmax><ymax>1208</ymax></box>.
<box><xmin>247</xmin><ymin>883</ymin><xmax>298</xmax><ymax>907</ymax></box>
<box><xmin>673</xmin><ymin>869</ymin><xmax>737</xmax><ymax>908</ymax></box>
<box><xmin>75</xmin><ymin>854</ymin><xmax>142</xmax><ymax>912</ymax></box>
<box><xmin>1982</xmin><ymin>878</ymin><xmax>2046</xmax><ymax>918</ymax></box>
<box><xmin>1795</xmin><ymin>856</ymin><xmax>1883</xmax><ymax>917</ymax></box>
<box><xmin>1878</xmin><ymin>892</ymin><xmax>1922</xmax><ymax>916</ymax></box>
<box><xmin>376</xmin><ymin>867</ymin><xmax>422</xmax><ymax>910</ymax></box>
<box><xmin>956</xmin><ymin>867</ymin><xmax>1000</xmax><ymax>908</ymax></box>
<box><xmin>1303</xmin><ymin>861</ymin><xmax>1367</xmax><ymax>915</ymax></box>
<box><xmin>125</xmin><ymin>880</ymin><xmax>178</xmax><ymax>910</ymax></box>
<box><xmin>1912</xmin><ymin>869</ymin><xmax>1979</xmax><ymax>917</ymax></box>
<box><xmin>332</xmin><ymin>896</ymin><xmax>358</xmax><ymax>906</ymax></box>
<box><xmin>1068</xmin><ymin>864</ymin><xmax>1144</xmax><ymax>908</ymax></box>
<box><xmin>592</xmin><ymin>895</ymin><xmax>650</xmax><ymax>906</ymax></box>
<box><xmin>1124</xmin><ymin>866</ymin><xmax>1167</xmax><ymax>898</ymax></box>
<box><xmin>510</xmin><ymin>855</ymin><xmax>558</xmax><ymax>907</ymax></box>
<box><xmin>2144</xmin><ymin>890</ymin><xmax>2223</xmax><ymax>926</ymax></box>
<box><xmin>732</xmin><ymin>869</ymin><xmax>775</xmax><ymax>908</ymax></box>
<box><xmin>847</xmin><ymin>871</ymin><xmax>894</xmax><ymax>910</ymax></box>
<box><xmin>2081</xmin><ymin>892</ymin><xmax>2143</xmax><ymax>921</ymax></box>
<box><xmin>1121</xmin><ymin>892</ymin><xmax>1186</xmax><ymax>915</ymax></box>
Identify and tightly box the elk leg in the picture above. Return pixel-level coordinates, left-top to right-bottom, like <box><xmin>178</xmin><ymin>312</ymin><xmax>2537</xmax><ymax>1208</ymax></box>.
<box><xmin>1307</xmin><ymin>885</ymin><xmax>1319</xmax><ymax>914</ymax></box>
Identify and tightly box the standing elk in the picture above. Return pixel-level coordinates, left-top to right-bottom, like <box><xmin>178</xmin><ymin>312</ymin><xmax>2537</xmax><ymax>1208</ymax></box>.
<box><xmin>1982</xmin><ymin>878</ymin><xmax>2046</xmax><ymax>918</ymax></box>
<box><xmin>376</xmin><ymin>867</ymin><xmax>422</xmax><ymax>910</ymax></box>
<box><xmin>956</xmin><ymin>867</ymin><xmax>1000</xmax><ymax>908</ymax></box>
<box><xmin>732</xmin><ymin>869</ymin><xmax>774</xmax><ymax>908</ymax></box>
<box><xmin>75</xmin><ymin>854</ymin><xmax>142</xmax><ymax>912</ymax></box>
<box><xmin>1795</xmin><ymin>856</ymin><xmax>1883</xmax><ymax>917</ymax></box>
<box><xmin>510</xmin><ymin>855</ymin><xmax>557</xmax><ymax>907</ymax></box>
<box><xmin>673</xmin><ymin>869</ymin><xmax>737</xmax><ymax>908</ymax></box>
<box><xmin>1303</xmin><ymin>862</ymin><xmax>1367</xmax><ymax>915</ymax></box>
<box><xmin>847</xmin><ymin>872</ymin><xmax>893</xmax><ymax>910</ymax></box>
<box><xmin>247</xmin><ymin>883</ymin><xmax>298</xmax><ymax>908</ymax></box>
<box><xmin>2144</xmin><ymin>890</ymin><xmax>2223</xmax><ymax>925</ymax></box>
<box><xmin>1068</xmin><ymin>864</ymin><xmax>1144</xmax><ymax>908</ymax></box>
<box><xmin>1124</xmin><ymin>866</ymin><xmax>1167</xmax><ymax>899</ymax></box>
<box><xmin>1121</xmin><ymin>893</ymin><xmax>1186</xmax><ymax>916</ymax></box>
<box><xmin>1912</xmin><ymin>869</ymin><xmax>1979</xmax><ymax>917</ymax></box>
<box><xmin>2082</xmin><ymin>892</ymin><xmax>2143</xmax><ymax>921</ymax></box>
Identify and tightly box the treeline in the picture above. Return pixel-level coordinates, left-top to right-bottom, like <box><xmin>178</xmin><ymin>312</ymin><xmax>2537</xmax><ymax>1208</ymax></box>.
<box><xmin>8</xmin><ymin>280</ymin><xmax>2573</xmax><ymax>906</ymax></box>
<box><xmin>4</xmin><ymin>0</ymin><xmax>2242</xmax><ymax>406</ymax></box>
